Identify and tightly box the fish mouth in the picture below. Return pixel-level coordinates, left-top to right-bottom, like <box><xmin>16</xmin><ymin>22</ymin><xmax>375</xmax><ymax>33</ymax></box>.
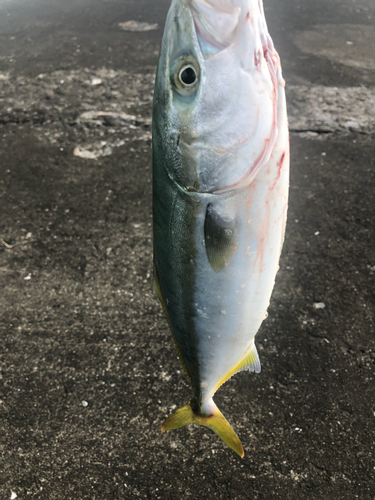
<box><xmin>188</xmin><ymin>0</ymin><xmax>241</xmax><ymax>54</ymax></box>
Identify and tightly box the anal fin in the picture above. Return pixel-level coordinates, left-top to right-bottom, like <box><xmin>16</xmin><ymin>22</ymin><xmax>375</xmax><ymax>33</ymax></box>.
<box><xmin>213</xmin><ymin>342</ymin><xmax>261</xmax><ymax>394</ymax></box>
<box><xmin>237</xmin><ymin>343</ymin><xmax>261</xmax><ymax>374</ymax></box>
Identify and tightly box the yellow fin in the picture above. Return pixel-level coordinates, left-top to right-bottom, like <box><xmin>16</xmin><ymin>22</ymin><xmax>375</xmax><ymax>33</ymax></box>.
<box><xmin>237</xmin><ymin>342</ymin><xmax>261</xmax><ymax>374</ymax></box>
<box><xmin>213</xmin><ymin>342</ymin><xmax>261</xmax><ymax>394</ymax></box>
<box><xmin>162</xmin><ymin>399</ymin><xmax>244</xmax><ymax>458</ymax></box>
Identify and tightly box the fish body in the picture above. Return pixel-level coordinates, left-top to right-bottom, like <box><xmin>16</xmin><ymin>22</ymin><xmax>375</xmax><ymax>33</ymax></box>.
<box><xmin>153</xmin><ymin>0</ymin><xmax>289</xmax><ymax>456</ymax></box>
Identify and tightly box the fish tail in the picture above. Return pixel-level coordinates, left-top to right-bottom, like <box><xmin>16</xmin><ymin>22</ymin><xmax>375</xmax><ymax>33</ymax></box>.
<box><xmin>161</xmin><ymin>399</ymin><xmax>244</xmax><ymax>457</ymax></box>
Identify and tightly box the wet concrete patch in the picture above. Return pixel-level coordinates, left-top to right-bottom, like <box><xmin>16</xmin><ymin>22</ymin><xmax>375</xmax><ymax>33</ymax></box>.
<box><xmin>0</xmin><ymin>68</ymin><xmax>152</xmax><ymax>160</ymax></box>
<box><xmin>287</xmin><ymin>85</ymin><xmax>375</xmax><ymax>136</ymax></box>
<box><xmin>293</xmin><ymin>24</ymin><xmax>375</xmax><ymax>71</ymax></box>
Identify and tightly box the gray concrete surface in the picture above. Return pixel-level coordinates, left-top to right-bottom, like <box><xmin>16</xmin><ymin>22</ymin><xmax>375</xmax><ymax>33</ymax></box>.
<box><xmin>1</xmin><ymin>0</ymin><xmax>374</xmax><ymax>498</ymax></box>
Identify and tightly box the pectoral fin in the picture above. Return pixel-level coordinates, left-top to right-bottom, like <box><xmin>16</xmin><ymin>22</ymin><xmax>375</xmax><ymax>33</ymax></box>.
<box><xmin>204</xmin><ymin>203</ymin><xmax>239</xmax><ymax>272</ymax></box>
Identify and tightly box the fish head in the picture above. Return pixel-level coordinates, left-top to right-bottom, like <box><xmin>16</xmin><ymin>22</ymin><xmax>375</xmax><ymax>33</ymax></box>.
<box><xmin>153</xmin><ymin>0</ymin><xmax>282</xmax><ymax>193</ymax></box>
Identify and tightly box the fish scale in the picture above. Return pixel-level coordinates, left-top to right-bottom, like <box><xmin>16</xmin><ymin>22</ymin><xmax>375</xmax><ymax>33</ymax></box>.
<box><xmin>153</xmin><ymin>0</ymin><xmax>289</xmax><ymax>457</ymax></box>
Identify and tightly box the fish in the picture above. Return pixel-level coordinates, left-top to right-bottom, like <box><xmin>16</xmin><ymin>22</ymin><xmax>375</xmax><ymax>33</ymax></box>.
<box><xmin>152</xmin><ymin>0</ymin><xmax>289</xmax><ymax>457</ymax></box>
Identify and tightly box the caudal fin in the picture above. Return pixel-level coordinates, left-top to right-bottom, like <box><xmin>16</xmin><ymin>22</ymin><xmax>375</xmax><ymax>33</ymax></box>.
<box><xmin>161</xmin><ymin>399</ymin><xmax>244</xmax><ymax>457</ymax></box>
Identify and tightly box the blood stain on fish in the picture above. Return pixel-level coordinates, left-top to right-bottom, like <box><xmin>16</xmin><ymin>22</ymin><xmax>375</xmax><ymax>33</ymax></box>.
<box><xmin>270</xmin><ymin>152</ymin><xmax>286</xmax><ymax>190</ymax></box>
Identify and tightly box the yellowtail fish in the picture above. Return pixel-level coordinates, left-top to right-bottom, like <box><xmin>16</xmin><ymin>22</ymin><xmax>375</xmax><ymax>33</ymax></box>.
<box><xmin>152</xmin><ymin>0</ymin><xmax>289</xmax><ymax>457</ymax></box>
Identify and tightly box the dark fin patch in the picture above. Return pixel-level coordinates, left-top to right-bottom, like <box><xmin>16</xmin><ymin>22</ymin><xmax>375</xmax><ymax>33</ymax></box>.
<box><xmin>153</xmin><ymin>265</ymin><xmax>193</xmax><ymax>386</ymax></box>
<box><xmin>204</xmin><ymin>203</ymin><xmax>239</xmax><ymax>272</ymax></box>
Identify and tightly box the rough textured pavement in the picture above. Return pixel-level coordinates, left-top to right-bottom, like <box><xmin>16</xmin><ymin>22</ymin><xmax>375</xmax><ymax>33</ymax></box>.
<box><xmin>1</xmin><ymin>0</ymin><xmax>374</xmax><ymax>499</ymax></box>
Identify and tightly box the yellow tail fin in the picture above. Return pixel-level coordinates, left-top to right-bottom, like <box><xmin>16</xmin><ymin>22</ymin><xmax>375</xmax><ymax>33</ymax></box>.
<box><xmin>161</xmin><ymin>399</ymin><xmax>244</xmax><ymax>457</ymax></box>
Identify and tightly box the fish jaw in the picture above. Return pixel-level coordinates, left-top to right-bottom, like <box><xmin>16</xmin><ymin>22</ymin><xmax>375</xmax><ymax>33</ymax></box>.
<box><xmin>154</xmin><ymin>0</ymin><xmax>281</xmax><ymax>195</ymax></box>
<box><xmin>188</xmin><ymin>0</ymin><xmax>241</xmax><ymax>54</ymax></box>
<box><xmin>189</xmin><ymin>0</ymin><xmax>269</xmax><ymax>61</ymax></box>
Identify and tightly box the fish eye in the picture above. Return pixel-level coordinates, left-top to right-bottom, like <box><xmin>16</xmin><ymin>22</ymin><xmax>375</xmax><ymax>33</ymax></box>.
<box><xmin>179</xmin><ymin>66</ymin><xmax>196</xmax><ymax>85</ymax></box>
<box><xmin>172</xmin><ymin>56</ymin><xmax>200</xmax><ymax>95</ymax></box>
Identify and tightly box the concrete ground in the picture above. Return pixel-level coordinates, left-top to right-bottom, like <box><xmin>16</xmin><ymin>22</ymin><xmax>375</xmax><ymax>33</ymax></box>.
<box><xmin>1</xmin><ymin>0</ymin><xmax>374</xmax><ymax>498</ymax></box>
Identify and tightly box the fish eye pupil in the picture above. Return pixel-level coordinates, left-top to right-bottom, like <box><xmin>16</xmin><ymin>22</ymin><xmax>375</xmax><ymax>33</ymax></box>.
<box><xmin>180</xmin><ymin>66</ymin><xmax>196</xmax><ymax>85</ymax></box>
<box><xmin>173</xmin><ymin>58</ymin><xmax>200</xmax><ymax>93</ymax></box>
